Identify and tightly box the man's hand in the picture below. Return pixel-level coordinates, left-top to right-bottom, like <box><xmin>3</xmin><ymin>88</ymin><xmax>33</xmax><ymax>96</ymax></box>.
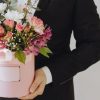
<box><xmin>19</xmin><ymin>68</ymin><xmax>47</xmax><ymax>100</ymax></box>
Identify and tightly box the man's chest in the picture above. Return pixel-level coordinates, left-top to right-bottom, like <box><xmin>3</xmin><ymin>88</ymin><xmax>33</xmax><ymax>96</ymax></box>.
<box><xmin>34</xmin><ymin>0</ymin><xmax>75</xmax><ymax>50</ymax></box>
<box><xmin>35</xmin><ymin>0</ymin><xmax>75</xmax><ymax>31</ymax></box>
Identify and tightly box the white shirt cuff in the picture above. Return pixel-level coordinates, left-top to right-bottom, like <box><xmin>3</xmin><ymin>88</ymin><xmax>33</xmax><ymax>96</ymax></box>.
<box><xmin>42</xmin><ymin>66</ymin><xmax>53</xmax><ymax>84</ymax></box>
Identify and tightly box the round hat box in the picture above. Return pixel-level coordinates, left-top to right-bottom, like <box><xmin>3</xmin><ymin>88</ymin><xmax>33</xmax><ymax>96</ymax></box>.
<box><xmin>0</xmin><ymin>49</ymin><xmax>35</xmax><ymax>98</ymax></box>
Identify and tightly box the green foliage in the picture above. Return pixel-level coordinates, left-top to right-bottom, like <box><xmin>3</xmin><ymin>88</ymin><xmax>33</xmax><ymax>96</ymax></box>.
<box><xmin>40</xmin><ymin>47</ymin><xmax>52</xmax><ymax>58</ymax></box>
<box><xmin>0</xmin><ymin>15</ymin><xmax>5</xmax><ymax>21</ymax></box>
<box><xmin>15</xmin><ymin>50</ymin><xmax>26</xmax><ymax>64</ymax></box>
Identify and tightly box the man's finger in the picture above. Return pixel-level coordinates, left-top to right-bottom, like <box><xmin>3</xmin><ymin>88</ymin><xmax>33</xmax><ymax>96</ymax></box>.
<box><xmin>20</xmin><ymin>81</ymin><xmax>45</xmax><ymax>100</ymax></box>
<box><xmin>37</xmin><ymin>81</ymin><xmax>46</xmax><ymax>95</ymax></box>
<box><xmin>30</xmin><ymin>75</ymin><xmax>41</xmax><ymax>93</ymax></box>
<box><xmin>19</xmin><ymin>92</ymin><xmax>38</xmax><ymax>100</ymax></box>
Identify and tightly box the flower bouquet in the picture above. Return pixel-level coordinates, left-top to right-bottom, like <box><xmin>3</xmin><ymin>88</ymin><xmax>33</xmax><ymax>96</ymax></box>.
<box><xmin>0</xmin><ymin>0</ymin><xmax>52</xmax><ymax>98</ymax></box>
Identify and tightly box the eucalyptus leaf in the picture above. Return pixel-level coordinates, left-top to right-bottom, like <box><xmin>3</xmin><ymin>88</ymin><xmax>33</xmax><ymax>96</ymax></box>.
<box><xmin>15</xmin><ymin>50</ymin><xmax>26</xmax><ymax>64</ymax></box>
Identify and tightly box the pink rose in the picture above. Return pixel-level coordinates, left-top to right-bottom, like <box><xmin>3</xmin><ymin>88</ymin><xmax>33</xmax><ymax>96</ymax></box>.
<box><xmin>3</xmin><ymin>19</ymin><xmax>14</xmax><ymax>28</ymax></box>
<box><xmin>16</xmin><ymin>23</ymin><xmax>24</xmax><ymax>32</ymax></box>
<box><xmin>0</xmin><ymin>25</ymin><xmax>5</xmax><ymax>37</ymax></box>
<box><xmin>31</xmin><ymin>16</ymin><xmax>44</xmax><ymax>27</ymax></box>
<box><xmin>28</xmin><ymin>16</ymin><xmax>45</xmax><ymax>35</ymax></box>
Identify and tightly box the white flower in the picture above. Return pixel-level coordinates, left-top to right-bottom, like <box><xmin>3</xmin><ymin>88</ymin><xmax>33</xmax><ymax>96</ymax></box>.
<box><xmin>31</xmin><ymin>0</ymin><xmax>40</xmax><ymax>6</ymax></box>
<box><xmin>0</xmin><ymin>3</ymin><xmax>7</xmax><ymax>14</ymax></box>
<box><xmin>27</xmin><ymin>6</ymin><xmax>36</xmax><ymax>15</ymax></box>
<box><xmin>4</xmin><ymin>10</ymin><xmax>25</xmax><ymax>23</ymax></box>
<box><xmin>18</xmin><ymin>0</ymin><xmax>28</xmax><ymax>5</ymax></box>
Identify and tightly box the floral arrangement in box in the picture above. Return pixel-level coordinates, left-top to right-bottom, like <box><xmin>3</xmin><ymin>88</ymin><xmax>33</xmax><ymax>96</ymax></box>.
<box><xmin>0</xmin><ymin>0</ymin><xmax>52</xmax><ymax>63</ymax></box>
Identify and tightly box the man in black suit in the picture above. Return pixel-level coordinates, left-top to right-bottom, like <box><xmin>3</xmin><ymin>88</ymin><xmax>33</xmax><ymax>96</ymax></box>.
<box><xmin>19</xmin><ymin>0</ymin><xmax>100</xmax><ymax>100</ymax></box>
<box><xmin>1</xmin><ymin>0</ymin><xmax>100</xmax><ymax>100</ymax></box>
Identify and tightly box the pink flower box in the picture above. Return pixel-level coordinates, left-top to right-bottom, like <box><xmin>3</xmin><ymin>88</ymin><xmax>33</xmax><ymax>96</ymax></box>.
<box><xmin>0</xmin><ymin>49</ymin><xmax>35</xmax><ymax>98</ymax></box>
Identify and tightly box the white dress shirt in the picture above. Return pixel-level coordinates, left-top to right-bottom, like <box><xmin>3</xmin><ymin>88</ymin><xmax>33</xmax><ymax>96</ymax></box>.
<box><xmin>18</xmin><ymin>0</ymin><xmax>53</xmax><ymax>84</ymax></box>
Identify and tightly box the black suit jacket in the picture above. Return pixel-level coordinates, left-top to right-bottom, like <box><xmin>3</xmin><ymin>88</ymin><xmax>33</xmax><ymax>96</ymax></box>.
<box><xmin>35</xmin><ymin>0</ymin><xmax>100</xmax><ymax>86</ymax></box>
<box><xmin>0</xmin><ymin>0</ymin><xmax>100</xmax><ymax>100</ymax></box>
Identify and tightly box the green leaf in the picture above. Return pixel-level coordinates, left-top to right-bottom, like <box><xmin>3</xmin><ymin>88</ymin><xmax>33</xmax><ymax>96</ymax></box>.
<box><xmin>39</xmin><ymin>47</ymin><xmax>52</xmax><ymax>58</ymax></box>
<box><xmin>44</xmin><ymin>47</ymin><xmax>52</xmax><ymax>53</ymax></box>
<box><xmin>0</xmin><ymin>15</ymin><xmax>5</xmax><ymax>21</ymax></box>
<box><xmin>15</xmin><ymin>51</ymin><xmax>26</xmax><ymax>64</ymax></box>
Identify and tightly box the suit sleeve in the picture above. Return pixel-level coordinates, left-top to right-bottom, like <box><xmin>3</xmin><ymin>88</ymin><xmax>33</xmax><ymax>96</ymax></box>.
<box><xmin>46</xmin><ymin>0</ymin><xmax>100</xmax><ymax>86</ymax></box>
